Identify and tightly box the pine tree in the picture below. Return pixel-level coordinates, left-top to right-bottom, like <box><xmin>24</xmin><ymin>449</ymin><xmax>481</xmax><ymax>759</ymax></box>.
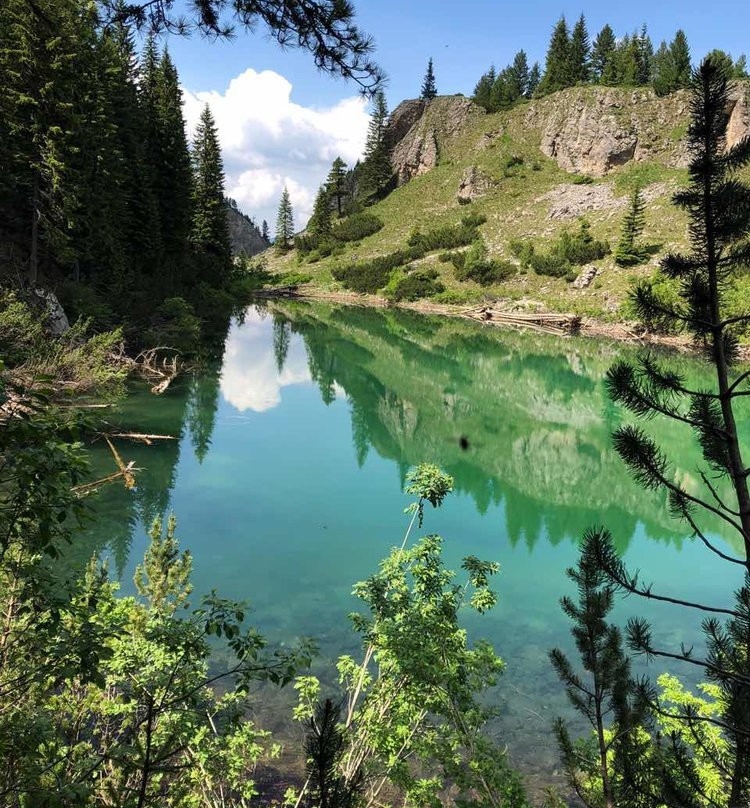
<box><xmin>670</xmin><ymin>30</ymin><xmax>692</xmax><ymax>88</ymax></box>
<box><xmin>261</xmin><ymin>219</ymin><xmax>269</xmax><ymax>241</ymax></box>
<box><xmin>551</xmin><ymin>530</ymin><xmax>642</xmax><ymax>808</ymax></box>
<box><xmin>510</xmin><ymin>50</ymin><xmax>529</xmax><ymax>99</ymax></box>
<box><xmin>307</xmin><ymin>185</ymin><xmax>332</xmax><ymax>237</ymax></box>
<box><xmin>472</xmin><ymin>66</ymin><xmax>496</xmax><ymax>110</ymax></box>
<box><xmin>614</xmin><ymin>186</ymin><xmax>647</xmax><ymax>266</ymax></box>
<box><xmin>586</xmin><ymin>57</ymin><xmax>750</xmax><ymax>805</ymax></box>
<box><xmin>420</xmin><ymin>57</ymin><xmax>437</xmax><ymax>100</ymax></box>
<box><xmin>539</xmin><ymin>17</ymin><xmax>572</xmax><ymax>95</ymax></box>
<box><xmin>527</xmin><ymin>62</ymin><xmax>541</xmax><ymax>97</ymax></box>
<box><xmin>653</xmin><ymin>30</ymin><xmax>692</xmax><ymax>95</ymax></box>
<box><xmin>190</xmin><ymin>104</ymin><xmax>230</xmax><ymax>276</ymax></box>
<box><xmin>636</xmin><ymin>25</ymin><xmax>654</xmax><ymax>85</ymax></box>
<box><xmin>591</xmin><ymin>24</ymin><xmax>616</xmax><ymax>83</ymax></box>
<box><xmin>275</xmin><ymin>187</ymin><xmax>294</xmax><ymax>249</ymax></box>
<box><xmin>325</xmin><ymin>157</ymin><xmax>348</xmax><ymax>217</ymax></box>
<box><xmin>569</xmin><ymin>14</ymin><xmax>590</xmax><ymax>84</ymax></box>
<box><xmin>358</xmin><ymin>91</ymin><xmax>392</xmax><ymax>202</ymax></box>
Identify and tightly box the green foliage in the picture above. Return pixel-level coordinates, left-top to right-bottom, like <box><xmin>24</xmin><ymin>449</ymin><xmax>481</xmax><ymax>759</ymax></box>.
<box><xmin>420</xmin><ymin>57</ymin><xmax>437</xmax><ymax>100</ymax></box>
<box><xmin>513</xmin><ymin>220</ymin><xmax>609</xmax><ymax>278</ymax></box>
<box><xmin>614</xmin><ymin>186</ymin><xmax>649</xmax><ymax>266</ymax></box>
<box><xmin>0</xmin><ymin>290</ymin><xmax>46</xmax><ymax>366</ymax></box>
<box><xmin>275</xmin><ymin>186</ymin><xmax>295</xmax><ymax>250</ymax></box>
<box><xmin>454</xmin><ymin>240</ymin><xmax>516</xmax><ymax>286</ymax></box>
<box><xmin>145</xmin><ymin>296</ymin><xmax>201</xmax><ymax>354</ymax></box>
<box><xmin>358</xmin><ymin>91</ymin><xmax>392</xmax><ymax>202</ymax></box>
<box><xmin>296</xmin><ymin>211</ymin><xmax>383</xmax><ymax>255</ymax></box>
<box><xmin>308</xmin><ymin>185</ymin><xmax>334</xmax><ymax>238</ymax></box>
<box><xmin>386</xmin><ymin>269</ymin><xmax>445</xmax><ymax>302</ymax></box>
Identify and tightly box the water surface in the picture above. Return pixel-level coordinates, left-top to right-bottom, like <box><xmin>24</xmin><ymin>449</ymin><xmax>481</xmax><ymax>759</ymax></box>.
<box><xmin>80</xmin><ymin>301</ymin><xmax>747</xmax><ymax>787</ymax></box>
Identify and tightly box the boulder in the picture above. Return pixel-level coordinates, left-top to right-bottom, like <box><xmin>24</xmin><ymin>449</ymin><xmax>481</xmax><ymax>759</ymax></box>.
<box><xmin>572</xmin><ymin>265</ymin><xmax>598</xmax><ymax>289</ymax></box>
<box><xmin>457</xmin><ymin>166</ymin><xmax>493</xmax><ymax>204</ymax></box>
<box><xmin>34</xmin><ymin>288</ymin><xmax>70</xmax><ymax>335</ymax></box>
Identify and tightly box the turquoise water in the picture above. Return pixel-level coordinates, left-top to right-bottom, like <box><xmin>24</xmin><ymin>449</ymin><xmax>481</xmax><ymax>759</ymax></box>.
<box><xmin>80</xmin><ymin>301</ymin><xmax>746</xmax><ymax>786</ymax></box>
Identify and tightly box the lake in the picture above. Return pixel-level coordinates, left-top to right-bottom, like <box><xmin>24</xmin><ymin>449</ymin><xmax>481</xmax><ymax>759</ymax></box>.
<box><xmin>78</xmin><ymin>301</ymin><xmax>746</xmax><ymax>791</ymax></box>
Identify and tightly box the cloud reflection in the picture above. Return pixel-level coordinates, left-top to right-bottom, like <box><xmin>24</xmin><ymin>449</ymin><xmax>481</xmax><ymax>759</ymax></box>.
<box><xmin>220</xmin><ymin>312</ymin><xmax>311</xmax><ymax>412</ymax></box>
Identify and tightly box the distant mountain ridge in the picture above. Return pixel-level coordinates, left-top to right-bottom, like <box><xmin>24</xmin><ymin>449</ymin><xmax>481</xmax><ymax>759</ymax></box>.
<box><xmin>225</xmin><ymin>198</ymin><xmax>269</xmax><ymax>257</ymax></box>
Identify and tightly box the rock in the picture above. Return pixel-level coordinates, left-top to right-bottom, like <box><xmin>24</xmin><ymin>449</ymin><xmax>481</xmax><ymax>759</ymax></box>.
<box><xmin>226</xmin><ymin>199</ymin><xmax>269</xmax><ymax>256</ymax></box>
<box><xmin>524</xmin><ymin>86</ymin><xmax>694</xmax><ymax>176</ymax></box>
<box><xmin>539</xmin><ymin>181</ymin><xmax>672</xmax><ymax>220</ymax></box>
<box><xmin>456</xmin><ymin>166</ymin><xmax>494</xmax><ymax>204</ymax></box>
<box><xmin>386</xmin><ymin>95</ymin><xmax>482</xmax><ymax>186</ymax></box>
<box><xmin>727</xmin><ymin>81</ymin><xmax>750</xmax><ymax>150</ymax></box>
<box><xmin>33</xmin><ymin>288</ymin><xmax>70</xmax><ymax>335</ymax></box>
<box><xmin>572</xmin><ymin>265</ymin><xmax>598</xmax><ymax>289</ymax></box>
<box><xmin>477</xmin><ymin>128</ymin><xmax>504</xmax><ymax>151</ymax></box>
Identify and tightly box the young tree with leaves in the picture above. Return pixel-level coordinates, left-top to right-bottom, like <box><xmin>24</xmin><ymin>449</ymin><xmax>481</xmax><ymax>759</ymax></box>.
<box><xmin>275</xmin><ymin>186</ymin><xmax>295</xmax><ymax>249</ymax></box>
<box><xmin>575</xmin><ymin>56</ymin><xmax>750</xmax><ymax>806</ymax></box>
<box><xmin>420</xmin><ymin>57</ymin><xmax>437</xmax><ymax>100</ymax></box>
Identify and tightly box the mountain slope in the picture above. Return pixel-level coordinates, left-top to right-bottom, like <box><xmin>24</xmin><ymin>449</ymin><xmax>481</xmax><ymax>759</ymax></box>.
<box><xmin>265</xmin><ymin>82</ymin><xmax>750</xmax><ymax>321</ymax></box>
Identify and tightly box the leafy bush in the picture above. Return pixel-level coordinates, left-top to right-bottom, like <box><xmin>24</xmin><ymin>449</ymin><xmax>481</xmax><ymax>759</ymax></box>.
<box><xmin>0</xmin><ymin>291</ymin><xmax>46</xmax><ymax>367</ymax></box>
<box><xmin>145</xmin><ymin>297</ymin><xmax>201</xmax><ymax>353</ymax></box>
<box><xmin>572</xmin><ymin>174</ymin><xmax>594</xmax><ymax>185</ymax></box>
<box><xmin>433</xmin><ymin>288</ymin><xmax>484</xmax><ymax>305</ymax></box>
<box><xmin>58</xmin><ymin>282</ymin><xmax>116</xmax><ymax>331</ymax></box>
<box><xmin>408</xmin><ymin>213</ymin><xmax>486</xmax><ymax>253</ymax></box>
<box><xmin>512</xmin><ymin>220</ymin><xmax>609</xmax><ymax>278</ymax></box>
<box><xmin>454</xmin><ymin>240</ymin><xmax>516</xmax><ymax>286</ymax></box>
<box><xmin>296</xmin><ymin>212</ymin><xmax>383</xmax><ymax>255</ymax></box>
<box><xmin>387</xmin><ymin>269</ymin><xmax>445</xmax><ymax>302</ymax></box>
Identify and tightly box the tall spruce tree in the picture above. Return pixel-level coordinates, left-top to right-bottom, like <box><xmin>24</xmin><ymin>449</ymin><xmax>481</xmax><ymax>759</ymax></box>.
<box><xmin>326</xmin><ymin>157</ymin><xmax>348</xmax><ymax>217</ymax></box>
<box><xmin>307</xmin><ymin>185</ymin><xmax>333</xmax><ymax>237</ymax></box>
<box><xmin>190</xmin><ymin>104</ymin><xmax>230</xmax><ymax>276</ymax></box>
<box><xmin>261</xmin><ymin>219</ymin><xmax>269</xmax><ymax>241</ymax></box>
<box><xmin>539</xmin><ymin>17</ymin><xmax>572</xmax><ymax>95</ymax></box>
<box><xmin>510</xmin><ymin>50</ymin><xmax>530</xmax><ymax>99</ymax></box>
<box><xmin>636</xmin><ymin>25</ymin><xmax>654</xmax><ymax>85</ymax></box>
<box><xmin>527</xmin><ymin>62</ymin><xmax>541</xmax><ymax>96</ymax></box>
<box><xmin>592</xmin><ymin>24</ymin><xmax>616</xmax><ymax>83</ymax></box>
<box><xmin>472</xmin><ymin>66</ymin><xmax>497</xmax><ymax>110</ymax></box>
<box><xmin>653</xmin><ymin>30</ymin><xmax>692</xmax><ymax>95</ymax></box>
<box><xmin>614</xmin><ymin>186</ymin><xmax>647</xmax><ymax>266</ymax></box>
<box><xmin>275</xmin><ymin>187</ymin><xmax>295</xmax><ymax>249</ymax></box>
<box><xmin>578</xmin><ymin>56</ymin><xmax>750</xmax><ymax>806</ymax></box>
<box><xmin>420</xmin><ymin>57</ymin><xmax>437</xmax><ymax>100</ymax></box>
<box><xmin>569</xmin><ymin>14</ymin><xmax>591</xmax><ymax>84</ymax></box>
<box><xmin>358</xmin><ymin>91</ymin><xmax>392</xmax><ymax>202</ymax></box>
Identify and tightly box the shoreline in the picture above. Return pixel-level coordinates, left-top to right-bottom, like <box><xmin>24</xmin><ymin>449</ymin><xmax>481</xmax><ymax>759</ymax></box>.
<box><xmin>256</xmin><ymin>284</ymin><xmax>719</xmax><ymax>356</ymax></box>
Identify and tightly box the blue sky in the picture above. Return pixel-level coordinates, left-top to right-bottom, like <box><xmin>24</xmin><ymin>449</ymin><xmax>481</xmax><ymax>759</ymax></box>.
<box><xmin>170</xmin><ymin>0</ymin><xmax>749</xmax><ymax>228</ymax></box>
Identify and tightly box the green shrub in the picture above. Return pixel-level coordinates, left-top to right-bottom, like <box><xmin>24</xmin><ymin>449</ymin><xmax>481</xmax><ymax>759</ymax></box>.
<box><xmin>0</xmin><ymin>291</ymin><xmax>46</xmax><ymax>367</ymax></box>
<box><xmin>508</xmin><ymin>239</ymin><xmax>535</xmax><ymax>267</ymax></box>
<box><xmin>408</xmin><ymin>213</ymin><xmax>487</xmax><ymax>253</ymax></box>
<box><xmin>295</xmin><ymin>212</ymin><xmax>383</xmax><ymax>254</ymax></box>
<box><xmin>511</xmin><ymin>220</ymin><xmax>608</xmax><ymax>278</ymax></box>
<box><xmin>387</xmin><ymin>269</ymin><xmax>445</xmax><ymax>302</ymax></box>
<box><xmin>145</xmin><ymin>297</ymin><xmax>201</xmax><ymax>354</ymax></box>
<box><xmin>58</xmin><ymin>282</ymin><xmax>116</xmax><ymax>331</ymax></box>
<box><xmin>454</xmin><ymin>240</ymin><xmax>517</xmax><ymax>286</ymax></box>
<box><xmin>572</xmin><ymin>174</ymin><xmax>594</xmax><ymax>185</ymax></box>
<box><xmin>433</xmin><ymin>288</ymin><xmax>484</xmax><ymax>305</ymax></box>
<box><xmin>529</xmin><ymin>252</ymin><xmax>571</xmax><ymax>277</ymax></box>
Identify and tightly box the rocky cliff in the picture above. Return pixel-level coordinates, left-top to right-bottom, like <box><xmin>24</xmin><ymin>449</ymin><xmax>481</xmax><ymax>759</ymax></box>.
<box><xmin>225</xmin><ymin>199</ymin><xmax>269</xmax><ymax>256</ymax></box>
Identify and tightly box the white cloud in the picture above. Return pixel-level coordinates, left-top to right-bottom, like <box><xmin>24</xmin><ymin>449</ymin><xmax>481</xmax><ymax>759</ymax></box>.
<box><xmin>183</xmin><ymin>69</ymin><xmax>369</xmax><ymax>229</ymax></box>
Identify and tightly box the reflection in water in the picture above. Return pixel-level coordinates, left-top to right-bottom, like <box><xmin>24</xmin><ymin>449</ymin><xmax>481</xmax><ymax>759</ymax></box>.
<box><xmin>220</xmin><ymin>309</ymin><xmax>311</xmax><ymax>412</ymax></box>
<box><xmin>77</xmin><ymin>301</ymin><xmax>747</xmax><ymax>785</ymax></box>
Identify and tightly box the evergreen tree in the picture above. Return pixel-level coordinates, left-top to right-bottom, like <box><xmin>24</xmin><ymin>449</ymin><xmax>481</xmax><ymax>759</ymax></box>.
<box><xmin>325</xmin><ymin>157</ymin><xmax>348</xmax><ymax>216</ymax></box>
<box><xmin>358</xmin><ymin>91</ymin><xmax>392</xmax><ymax>202</ymax></box>
<box><xmin>420</xmin><ymin>57</ymin><xmax>437</xmax><ymax>100</ymax></box>
<box><xmin>591</xmin><ymin>24</ymin><xmax>616</xmax><ymax>83</ymax></box>
<box><xmin>653</xmin><ymin>30</ymin><xmax>692</xmax><ymax>95</ymax></box>
<box><xmin>551</xmin><ymin>530</ymin><xmax>642</xmax><ymax>808</ymax></box>
<box><xmin>527</xmin><ymin>62</ymin><xmax>541</xmax><ymax>97</ymax></box>
<box><xmin>569</xmin><ymin>14</ymin><xmax>590</xmax><ymax>84</ymax></box>
<box><xmin>670</xmin><ymin>30</ymin><xmax>692</xmax><ymax>87</ymax></box>
<box><xmin>585</xmin><ymin>56</ymin><xmax>750</xmax><ymax>805</ymax></box>
<box><xmin>261</xmin><ymin>219</ymin><xmax>269</xmax><ymax>241</ymax></box>
<box><xmin>307</xmin><ymin>185</ymin><xmax>333</xmax><ymax>237</ymax></box>
<box><xmin>614</xmin><ymin>186</ymin><xmax>647</xmax><ymax>266</ymax></box>
<box><xmin>472</xmin><ymin>65</ymin><xmax>496</xmax><ymax>110</ymax></box>
<box><xmin>636</xmin><ymin>25</ymin><xmax>654</xmax><ymax>85</ymax></box>
<box><xmin>275</xmin><ymin>187</ymin><xmax>295</xmax><ymax>249</ymax></box>
<box><xmin>510</xmin><ymin>50</ymin><xmax>530</xmax><ymax>99</ymax></box>
<box><xmin>190</xmin><ymin>104</ymin><xmax>231</xmax><ymax>275</ymax></box>
<box><xmin>539</xmin><ymin>17</ymin><xmax>572</xmax><ymax>95</ymax></box>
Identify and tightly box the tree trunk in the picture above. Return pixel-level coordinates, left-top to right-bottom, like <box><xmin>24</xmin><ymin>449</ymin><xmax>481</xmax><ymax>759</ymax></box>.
<box><xmin>28</xmin><ymin>177</ymin><xmax>40</xmax><ymax>287</ymax></box>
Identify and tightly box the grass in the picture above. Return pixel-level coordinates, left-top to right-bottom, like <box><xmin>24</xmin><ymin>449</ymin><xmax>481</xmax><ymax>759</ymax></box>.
<box><xmin>263</xmin><ymin>85</ymin><xmax>702</xmax><ymax>321</ymax></box>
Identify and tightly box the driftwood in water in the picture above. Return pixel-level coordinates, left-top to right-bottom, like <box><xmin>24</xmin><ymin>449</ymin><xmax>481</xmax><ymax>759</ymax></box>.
<box><xmin>254</xmin><ymin>284</ymin><xmax>301</xmax><ymax>299</ymax></box>
<box><xmin>114</xmin><ymin>345</ymin><xmax>182</xmax><ymax>394</ymax></box>
<box><xmin>460</xmin><ymin>305</ymin><xmax>581</xmax><ymax>335</ymax></box>
<box><xmin>109</xmin><ymin>432</ymin><xmax>176</xmax><ymax>445</ymax></box>
<box><xmin>72</xmin><ymin>437</ymin><xmax>140</xmax><ymax>497</ymax></box>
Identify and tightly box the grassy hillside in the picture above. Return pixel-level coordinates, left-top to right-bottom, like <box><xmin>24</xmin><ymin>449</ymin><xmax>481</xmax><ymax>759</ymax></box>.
<box><xmin>264</xmin><ymin>84</ymin><xmax>749</xmax><ymax>322</ymax></box>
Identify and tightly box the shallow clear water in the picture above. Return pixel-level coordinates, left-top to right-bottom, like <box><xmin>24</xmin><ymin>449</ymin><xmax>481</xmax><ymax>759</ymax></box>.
<box><xmin>79</xmin><ymin>301</ymin><xmax>747</xmax><ymax>787</ymax></box>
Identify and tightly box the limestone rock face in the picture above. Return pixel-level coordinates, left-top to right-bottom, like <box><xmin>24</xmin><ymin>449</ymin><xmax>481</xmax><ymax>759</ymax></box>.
<box><xmin>727</xmin><ymin>82</ymin><xmax>750</xmax><ymax>150</ymax></box>
<box><xmin>386</xmin><ymin>96</ymin><xmax>482</xmax><ymax>185</ymax></box>
<box><xmin>457</xmin><ymin>166</ymin><xmax>494</xmax><ymax>204</ymax></box>
<box><xmin>572</xmin><ymin>265</ymin><xmax>598</xmax><ymax>289</ymax></box>
<box><xmin>525</xmin><ymin>87</ymin><xmax>693</xmax><ymax>176</ymax></box>
<box><xmin>226</xmin><ymin>200</ymin><xmax>269</xmax><ymax>256</ymax></box>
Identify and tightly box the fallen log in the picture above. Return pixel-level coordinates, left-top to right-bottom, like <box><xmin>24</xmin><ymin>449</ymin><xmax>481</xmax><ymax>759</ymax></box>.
<box><xmin>254</xmin><ymin>284</ymin><xmax>301</xmax><ymax>299</ymax></box>
<box><xmin>109</xmin><ymin>432</ymin><xmax>176</xmax><ymax>445</ymax></box>
<box><xmin>459</xmin><ymin>306</ymin><xmax>581</xmax><ymax>334</ymax></box>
